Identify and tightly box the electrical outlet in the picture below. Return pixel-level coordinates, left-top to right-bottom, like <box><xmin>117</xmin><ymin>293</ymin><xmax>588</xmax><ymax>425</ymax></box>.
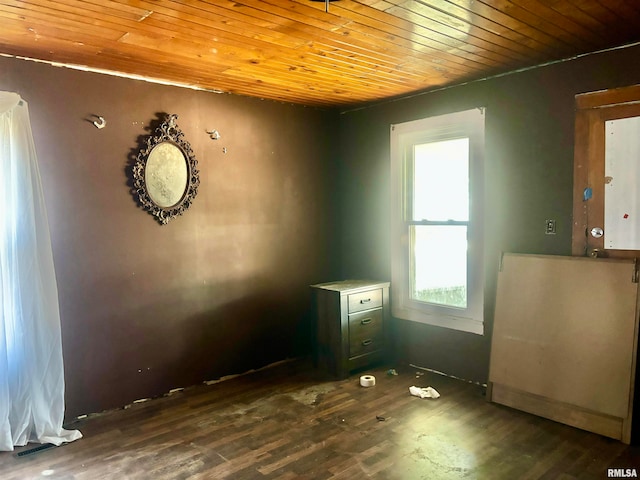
<box><xmin>545</xmin><ymin>219</ymin><xmax>556</xmax><ymax>235</ymax></box>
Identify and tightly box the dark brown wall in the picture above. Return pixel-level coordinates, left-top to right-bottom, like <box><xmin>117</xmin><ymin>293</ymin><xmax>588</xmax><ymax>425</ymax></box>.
<box><xmin>338</xmin><ymin>44</ymin><xmax>640</xmax><ymax>383</ymax></box>
<box><xmin>0</xmin><ymin>56</ymin><xmax>340</xmax><ymax>419</ymax></box>
<box><xmin>4</xmin><ymin>43</ymin><xmax>640</xmax><ymax>419</ymax></box>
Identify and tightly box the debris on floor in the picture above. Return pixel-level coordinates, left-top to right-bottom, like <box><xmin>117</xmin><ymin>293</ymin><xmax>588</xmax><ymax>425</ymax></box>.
<box><xmin>409</xmin><ymin>386</ymin><xmax>441</xmax><ymax>399</ymax></box>
<box><xmin>359</xmin><ymin>375</ymin><xmax>376</xmax><ymax>387</ymax></box>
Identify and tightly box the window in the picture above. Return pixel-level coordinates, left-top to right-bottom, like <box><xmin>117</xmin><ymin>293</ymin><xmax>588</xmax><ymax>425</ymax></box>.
<box><xmin>390</xmin><ymin>108</ymin><xmax>485</xmax><ymax>334</ymax></box>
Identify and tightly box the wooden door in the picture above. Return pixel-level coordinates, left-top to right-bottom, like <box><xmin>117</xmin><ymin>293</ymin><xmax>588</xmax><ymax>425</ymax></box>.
<box><xmin>573</xmin><ymin>84</ymin><xmax>640</xmax><ymax>259</ymax></box>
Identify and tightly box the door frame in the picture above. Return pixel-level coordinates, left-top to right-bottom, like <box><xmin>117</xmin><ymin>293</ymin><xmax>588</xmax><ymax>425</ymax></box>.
<box><xmin>572</xmin><ymin>84</ymin><xmax>640</xmax><ymax>258</ymax></box>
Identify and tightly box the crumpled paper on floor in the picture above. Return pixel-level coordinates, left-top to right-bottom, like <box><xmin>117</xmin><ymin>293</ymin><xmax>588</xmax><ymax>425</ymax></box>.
<box><xmin>409</xmin><ymin>386</ymin><xmax>440</xmax><ymax>399</ymax></box>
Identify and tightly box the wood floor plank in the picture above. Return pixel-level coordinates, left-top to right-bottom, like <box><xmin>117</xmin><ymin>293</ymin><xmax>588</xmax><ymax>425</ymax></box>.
<box><xmin>0</xmin><ymin>360</ymin><xmax>638</xmax><ymax>479</ymax></box>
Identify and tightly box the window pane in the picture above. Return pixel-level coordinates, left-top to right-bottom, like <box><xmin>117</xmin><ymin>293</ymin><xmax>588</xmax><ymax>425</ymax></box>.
<box><xmin>413</xmin><ymin>138</ymin><xmax>469</xmax><ymax>221</ymax></box>
<box><xmin>604</xmin><ymin>116</ymin><xmax>640</xmax><ymax>250</ymax></box>
<box><xmin>410</xmin><ymin>225</ymin><xmax>467</xmax><ymax>308</ymax></box>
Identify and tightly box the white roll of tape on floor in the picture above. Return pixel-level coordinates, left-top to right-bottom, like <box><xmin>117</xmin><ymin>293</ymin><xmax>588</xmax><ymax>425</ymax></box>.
<box><xmin>359</xmin><ymin>375</ymin><xmax>376</xmax><ymax>387</ymax></box>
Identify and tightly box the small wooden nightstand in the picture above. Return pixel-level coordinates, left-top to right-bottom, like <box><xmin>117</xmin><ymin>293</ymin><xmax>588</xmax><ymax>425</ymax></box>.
<box><xmin>310</xmin><ymin>280</ymin><xmax>390</xmax><ymax>378</ymax></box>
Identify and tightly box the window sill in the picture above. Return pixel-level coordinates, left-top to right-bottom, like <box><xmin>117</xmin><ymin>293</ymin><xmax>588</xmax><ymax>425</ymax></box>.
<box><xmin>392</xmin><ymin>303</ymin><xmax>484</xmax><ymax>335</ymax></box>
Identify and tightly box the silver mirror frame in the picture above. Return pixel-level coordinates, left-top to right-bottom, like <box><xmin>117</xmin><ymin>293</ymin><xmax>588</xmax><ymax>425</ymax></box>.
<box><xmin>132</xmin><ymin>114</ymin><xmax>200</xmax><ymax>224</ymax></box>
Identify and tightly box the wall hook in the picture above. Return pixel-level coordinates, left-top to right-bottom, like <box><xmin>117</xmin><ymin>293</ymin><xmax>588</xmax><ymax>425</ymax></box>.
<box><xmin>92</xmin><ymin>115</ymin><xmax>106</xmax><ymax>129</ymax></box>
<box><xmin>206</xmin><ymin>129</ymin><xmax>220</xmax><ymax>140</ymax></box>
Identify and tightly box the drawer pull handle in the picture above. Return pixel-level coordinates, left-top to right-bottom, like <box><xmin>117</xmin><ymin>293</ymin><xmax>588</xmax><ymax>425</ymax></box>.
<box><xmin>360</xmin><ymin>298</ymin><xmax>371</xmax><ymax>304</ymax></box>
<box><xmin>361</xmin><ymin>318</ymin><xmax>372</xmax><ymax>325</ymax></box>
<box><xmin>362</xmin><ymin>339</ymin><xmax>373</xmax><ymax>346</ymax></box>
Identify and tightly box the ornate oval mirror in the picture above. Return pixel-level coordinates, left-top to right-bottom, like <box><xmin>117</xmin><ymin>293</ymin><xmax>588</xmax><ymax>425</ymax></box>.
<box><xmin>132</xmin><ymin>114</ymin><xmax>199</xmax><ymax>224</ymax></box>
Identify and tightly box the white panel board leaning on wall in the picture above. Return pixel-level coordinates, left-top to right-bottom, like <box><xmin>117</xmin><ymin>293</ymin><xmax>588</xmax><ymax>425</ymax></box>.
<box><xmin>488</xmin><ymin>253</ymin><xmax>639</xmax><ymax>444</ymax></box>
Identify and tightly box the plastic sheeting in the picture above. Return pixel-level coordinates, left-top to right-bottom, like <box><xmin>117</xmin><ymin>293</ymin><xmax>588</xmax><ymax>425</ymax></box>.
<box><xmin>0</xmin><ymin>92</ymin><xmax>82</xmax><ymax>451</ymax></box>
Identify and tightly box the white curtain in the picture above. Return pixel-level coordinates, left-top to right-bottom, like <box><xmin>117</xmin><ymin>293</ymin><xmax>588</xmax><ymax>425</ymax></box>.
<box><xmin>0</xmin><ymin>91</ymin><xmax>82</xmax><ymax>451</ymax></box>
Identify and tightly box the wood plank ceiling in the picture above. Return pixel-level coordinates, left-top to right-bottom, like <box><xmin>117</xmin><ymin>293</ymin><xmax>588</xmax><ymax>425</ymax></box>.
<box><xmin>1</xmin><ymin>1</ymin><xmax>640</xmax><ymax>107</ymax></box>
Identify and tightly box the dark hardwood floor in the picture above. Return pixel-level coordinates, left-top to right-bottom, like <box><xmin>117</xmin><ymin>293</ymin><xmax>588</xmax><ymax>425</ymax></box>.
<box><xmin>1</xmin><ymin>360</ymin><xmax>639</xmax><ymax>479</ymax></box>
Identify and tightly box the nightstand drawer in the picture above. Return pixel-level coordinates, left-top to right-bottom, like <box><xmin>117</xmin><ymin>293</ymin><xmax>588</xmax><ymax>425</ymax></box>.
<box><xmin>311</xmin><ymin>280</ymin><xmax>389</xmax><ymax>377</ymax></box>
<box><xmin>347</xmin><ymin>289</ymin><xmax>382</xmax><ymax>313</ymax></box>
<box><xmin>348</xmin><ymin>309</ymin><xmax>383</xmax><ymax>357</ymax></box>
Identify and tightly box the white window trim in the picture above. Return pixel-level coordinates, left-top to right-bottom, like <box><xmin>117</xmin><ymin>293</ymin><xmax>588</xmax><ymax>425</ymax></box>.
<box><xmin>390</xmin><ymin>108</ymin><xmax>485</xmax><ymax>335</ymax></box>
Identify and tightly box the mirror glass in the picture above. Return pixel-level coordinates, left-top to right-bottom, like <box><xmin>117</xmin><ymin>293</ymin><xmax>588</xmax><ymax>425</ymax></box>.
<box><xmin>145</xmin><ymin>142</ymin><xmax>188</xmax><ymax>208</ymax></box>
<box><xmin>132</xmin><ymin>113</ymin><xmax>200</xmax><ymax>224</ymax></box>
